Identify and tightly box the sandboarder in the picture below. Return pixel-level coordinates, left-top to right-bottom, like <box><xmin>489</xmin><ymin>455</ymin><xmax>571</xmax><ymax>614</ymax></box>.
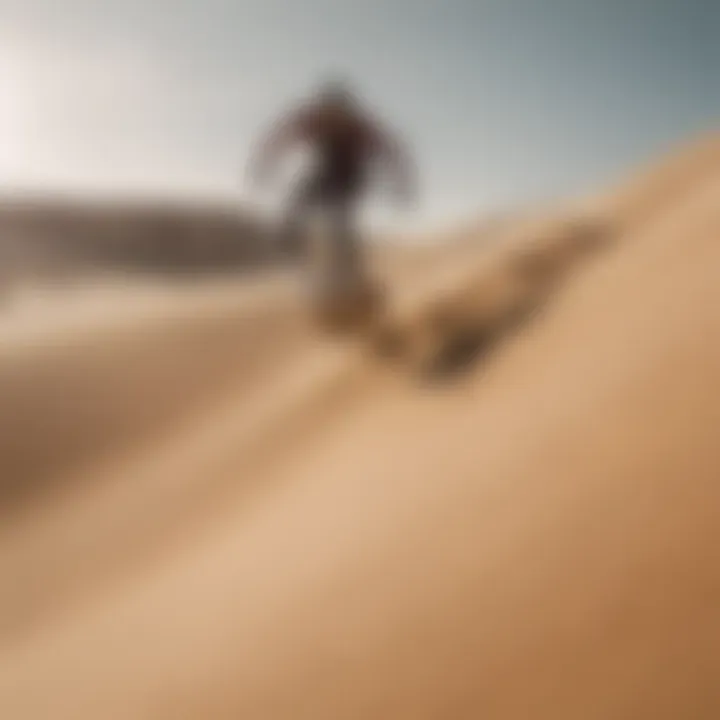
<box><xmin>246</xmin><ymin>77</ymin><xmax>416</xmax><ymax>274</ymax></box>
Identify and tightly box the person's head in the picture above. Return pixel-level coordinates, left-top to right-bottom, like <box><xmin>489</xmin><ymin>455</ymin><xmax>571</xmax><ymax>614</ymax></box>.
<box><xmin>315</xmin><ymin>76</ymin><xmax>358</xmax><ymax>111</ymax></box>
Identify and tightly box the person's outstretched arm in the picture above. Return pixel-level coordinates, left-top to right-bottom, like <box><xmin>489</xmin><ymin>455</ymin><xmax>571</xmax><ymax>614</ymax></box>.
<box><xmin>246</xmin><ymin>107</ymin><xmax>311</xmax><ymax>188</ymax></box>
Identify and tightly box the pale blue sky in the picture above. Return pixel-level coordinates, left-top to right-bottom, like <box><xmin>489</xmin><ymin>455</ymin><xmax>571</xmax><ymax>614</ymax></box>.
<box><xmin>0</xmin><ymin>0</ymin><xmax>717</xmax><ymax>228</ymax></box>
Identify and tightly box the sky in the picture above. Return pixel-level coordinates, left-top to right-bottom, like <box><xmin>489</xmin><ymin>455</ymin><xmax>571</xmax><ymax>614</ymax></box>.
<box><xmin>0</xmin><ymin>0</ymin><xmax>718</xmax><ymax>229</ymax></box>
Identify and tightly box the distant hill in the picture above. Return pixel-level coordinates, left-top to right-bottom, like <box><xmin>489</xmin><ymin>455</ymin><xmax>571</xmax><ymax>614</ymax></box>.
<box><xmin>0</xmin><ymin>194</ymin><xmax>283</xmax><ymax>282</ymax></box>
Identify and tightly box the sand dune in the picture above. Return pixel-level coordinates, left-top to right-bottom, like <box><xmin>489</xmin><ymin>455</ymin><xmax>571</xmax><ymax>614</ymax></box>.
<box><xmin>1</xmin><ymin>133</ymin><xmax>719</xmax><ymax>718</ymax></box>
<box><xmin>0</xmin><ymin>238</ymin><xmax>488</xmax><ymax>641</ymax></box>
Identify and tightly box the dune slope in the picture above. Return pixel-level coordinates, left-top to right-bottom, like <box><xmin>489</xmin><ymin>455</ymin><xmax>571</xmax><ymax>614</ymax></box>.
<box><xmin>1</xmin><ymin>134</ymin><xmax>720</xmax><ymax>718</ymax></box>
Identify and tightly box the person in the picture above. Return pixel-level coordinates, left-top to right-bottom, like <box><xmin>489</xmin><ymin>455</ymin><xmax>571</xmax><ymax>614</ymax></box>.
<box><xmin>246</xmin><ymin>79</ymin><xmax>416</xmax><ymax>273</ymax></box>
